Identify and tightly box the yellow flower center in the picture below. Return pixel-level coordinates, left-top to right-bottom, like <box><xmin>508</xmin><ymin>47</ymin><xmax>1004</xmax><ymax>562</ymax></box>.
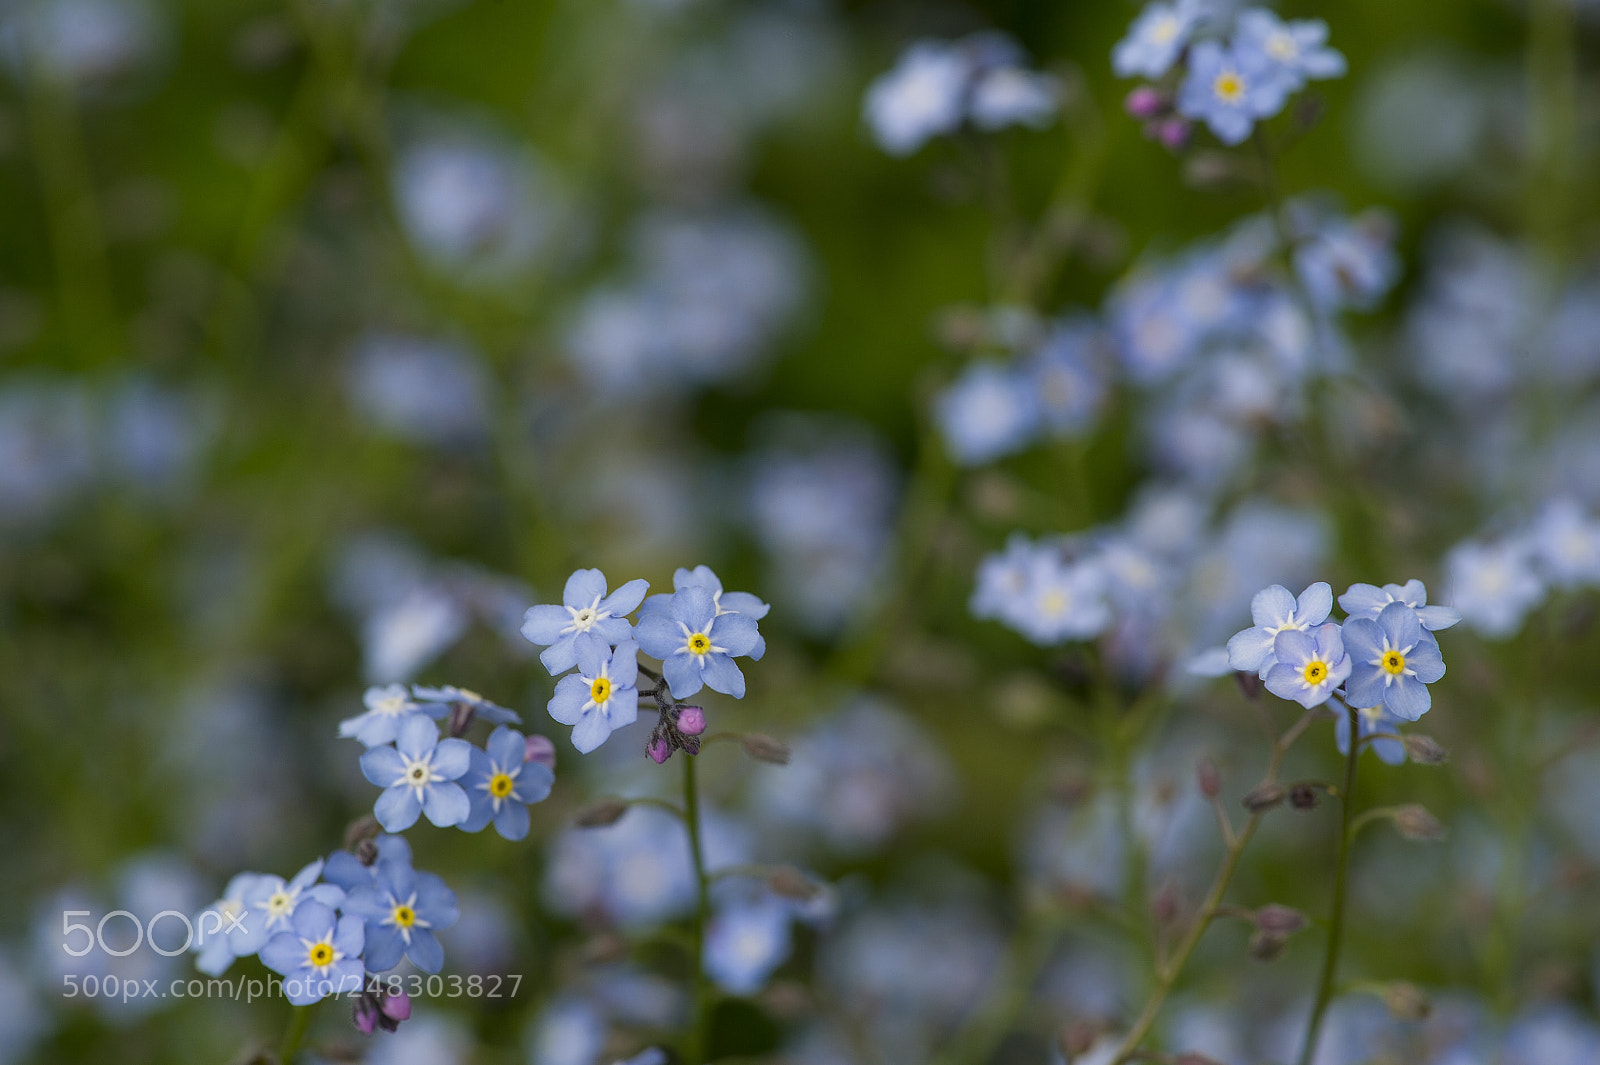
<box><xmin>1302</xmin><ymin>661</ymin><xmax>1327</xmax><ymax>685</ymax></box>
<box><xmin>1151</xmin><ymin>15</ymin><xmax>1179</xmax><ymax>43</ymax></box>
<box><xmin>1381</xmin><ymin>650</ymin><xmax>1406</xmax><ymax>675</ymax></box>
<box><xmin>308</xmin><ymin>943</ymin><xmax>334</xmax><ymax>967</ymax></box>
<box><xmin>590</xmin><ymin>677</ymin><xmax>611</xmax><ymax>704</ymax></box>
<box><xmin>489</xmin><ymin>772</ymin><xmax>515</xmax><ymax>798</ymax></box>
<box><xmin>687</xmin><ymin>633</ymin><xmax>711</xmax><ymax>655</ymax></box>
<box><xmin>1041</xmin><ymin>590</ymin><xmax>1069</xmax><ymax>617</ymax></box>
<box><xmin>1267</xmin><ymin>32</ymin><xmax>1297</xmax><ymax>61</ymax></box>
<box><xmin>392</xmin><ymin>905</ymin><xmax>416</xmax><ymax>929</ymax></box>
<box><xmin>1214</xmin><ymin>70</ymin><xmax>1245</xmax><ymax>103</ymax></box>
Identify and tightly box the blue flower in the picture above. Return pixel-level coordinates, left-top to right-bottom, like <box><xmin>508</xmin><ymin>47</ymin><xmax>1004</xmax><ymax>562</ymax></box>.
<box><xmin>642</xmin><ymin>565</ymin><xmax>770</xmax><ymax>660</ymax></box>
<box><xmin>548</xmin><ymin>640</ymin><xmax>641</xmax><ymax>753</ymax></box>
<box><xmin>194</xmin><ymin>873</ymin><xmax>270</xmax><ymax>976</ymax></box>
<box><xmin>934</xmin><ymin>362</ymin><xmax>1042</xmax><ymax>466</ymax></box>
<box><xmin>1234</xmin><ymin>8</ymin><xmax>1346</xmax><ymax>94</ymax></box>
<box><xmin>1013</xmin><ymin>552</ymin><xmax>1111</xmax><ymax>645</ymax></box>
<box><xmin>1338</xmin><ymin>579</ymin><xmax>1460</xmax><ymax>632</ymax></box>
<box><xmin>1112</xmin><ymin>1</ymin><xmax>1200</xmax><ymax>79</ymax></box>
<box><xmin>635</xmin><ymin>587</ymin><xmax>762</xmax><ymax>699</ymax></box>
<box><xmin>1293</xmin><ymin>211</ymin><xmax>1399</xmax><ymax>313</ymax></box>
<box><xmin>244</xmin><ymin>859</ymin><xmax>345</xmax><ymax>941</ymax></box>
<box><xmin>461</xmin><ymin>725</ymin><xmax>555</xmax><ymax>837</ymax></box>
<box><xmin>359</xmin><ymin>714</ymin><xmax>473</xmax><ymax>831</ymax></box>
<box><xmin>705</xmin><ymin>895</ymin><xmax>795</xmax><ymax>996</ymax></box>
<box><xmin>1335</xmin><ymin>701</ymin><xmax>1406</xmax><ymax>766</ymax></box>
<box><xmin>1529</xmin><ymin>497</ymin><xmax>1600</xmax><ymax>588</ymax></box>
<box><xmin>1342</xmin><ymin>601</ymin><xmax>1446</xmax><ymax>721</ymax></box>
<box><xmin>1263</xmin><ymin>623</ymin><xmax>1351</xmax><ymax>708</ymax></box>
<box><xmin>1444</xmin><ymin>539</ymin><xmax>1546</xmax><ymax>640</ymax></box>
<box><xmin>338</xmin><ymin>684</ymin><xmax>444</xmax><ymax>748</ymax></box>
<box><xmin>1177</xmin><ymin>39</ymin><xmax>1288</xmax><ymax>146</ymax></box>
<box><xmin>520</xmin><ymin>569</ymin><xmax>650</xmax><ymax>676</ymax></box>
<box><xmin>1226</xmin><ymin>581</ymin><xmax>1333</xmax><ymax>674</ymax></box>
<box><xmin>259</xmin><ymin>900</ymin><xmax>365</xmax><ymax>1006</ymax></box>
<box><xmin>969</xmin><ymin>66</ymin><xmax>1060</xmax><ymax>131</ymax></box>
<box><xmin>1027</xmin><ymin>321</ymin><xmax>1106</xmax><ymax>439</ymax></box>
<box><xmin>410</xmin><ymin>683</ymin><xmax>522</xmax><ymax>726</ymax></box>
<box><xmin>323</xmin><ymin>835</ymin><xmax>413</xmax><ymax>891</ymax></box>
<box><xmin>863</xmin><ymin>41</ymin><xmax>969</xmax><ymax>155</ymax></box>
<box><xmin>342</xmin><ymin>858</ymin><xmax>459</xmax><ymax>974</ymax></box>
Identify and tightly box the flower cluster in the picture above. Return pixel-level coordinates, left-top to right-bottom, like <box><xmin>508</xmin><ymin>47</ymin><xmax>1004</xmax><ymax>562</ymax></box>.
<box><xmin>523</xmin><ymin>566</ymin><xmax>768</xmax><ymax>755</ymax></box>
<box><xmin>1114</xmin><ymin>3</ymin><xmax>1345</xmax><ymax>146</ymax></box>
<box><xmin>864</xmin><ymin>32</ymin><xmax>1060</xmax><ymax>156</ymax></box>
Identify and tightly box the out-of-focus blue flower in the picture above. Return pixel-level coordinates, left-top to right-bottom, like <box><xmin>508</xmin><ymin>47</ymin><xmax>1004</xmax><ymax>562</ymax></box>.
<box><xmin>1027</xmin><ymin>320</ymin><xmax>1107</xmax><ymax>439</ymax></box>
<box><xmin>1234</xmin><ymin>8</ymin><xmax>1346</xmax><ymax>93</ymax></box>
<box><xmin>1263</xmin><ymin>622</ymin><xmax>1351</xmax><ymax>707</ymax></box>
<box><xmin>1444</xmin><ymin>539</ymin><xmax>1547</xmax><ymax>639</ymax></box>
<box><xmin>1014</xmin><ymin>550</ymin><xmax>1112</xmax><ymax>645</ymax></box>
<box><xmin>344</xmin><ymin>333</ymin><xmax>489</xmax><ymax>446</ymax></box>
<box><xmin>969</xmin><ymin>66</ymin><xmax>1060</xmax><ymax>131</ymax></box>
<box><xmin>1107</xmin><ymin>272</ymin><xmax>1196</xmax><ymax>386</ymax></box>
<box><xmin>343</xmin><ymin>858</ymin><xmax>459</xmax><ymax>973</ymax></box>
<box><xmin>0</xmin><ymin>0</ymin><xmax>166</xmax><ymax>89</ymax></box>
<box><xmin>1177</xmin><ymin>40</ymin><xmax>1288</xmax><ymax>146</ymax></box>
<box><xmin>1529</xmin><ymin>497</ymin><xmax>1600</xmax><ymax>588</ymax></box>
<box><xmin>411</xmin><ymin>684</ymin><xmax>522</xmax><ymax>726</ymax></box>
<box><xmin>462</xmin><ymin>725</ymin><xmax>554</xmax><ymax>837</ymax></box>
<box><xmin>934</xmin><ymin>362</ymin><xmax>1041</xmax><ymax>466</ymax></box>
<box><xmin>194</xmin><ymin>872</ymin><xmax>268</xmax><ymax>976</ymax></box>
<box><xmin>1226</xmin><ymin>582</ymin><xmax>1333</xmax><ymax>674</ymax></box>
<box><xmin>635</xmin><ymin>587</ymin><xmax>761</xmax><ymax>699</ymax></box>
<box><xmin>359</xmin><ymin>714</ymin><xmax>473</xmax><ymax>831</ymax></box>
<box><xmin>527</xmin><ymin>997</ymin><xmax>607</xmax><ymax>1065</ymax></box>
<box><xmin>0</xmin><ymin>380</ymin><xmax>95</xmax><ymax>530</ymax></box>
<box><xmin>340</xmin><ymin>684</ymin><xmax>443</xmax><ymax>747</ymax></box>
<box><xmin>244</xmin><ymin>859</ymin><xmax>344</xmax><ymax>941</ymax></box>
<box><xmin>1338</xmin><ymin>579</ymin><xmax>1461</xmax><ymax>632</ymax></box>
<box><xmin>1294</xmin><ymin>211</ymin><xmax>1400</xmax><ymax>313</ymax></box>
<box><xmin>1112</xmin><ymin>1</ymin><xmax>1199</xmax><ymax>79</ymax></box>
<box><xmin>641</xmin><ymin>565</ymin><xmax>769</xmax><ymax>660</ymax></box>
<box><xmin>970</xmin><ymin>534</ymin><xmax>1040</xmax><ymax>632</ymax></box>
<box><xmin>522</xmin><ymin>569</ymin><xmax>650</xmax><ymax>677</ymax></box>
<box><xmin>259</xmin><ymin>900</ymin><xmax>364</xmax><ymax>1006</ymax></box>
<box><xmin>705</xmin><ymin>893</ymin><xmax>795</xmax><ymax>996</ymax></box>
<box><xmin>548</xmin><ymin>641</ymin><xmax>641</xmax><ymax>754</ymax></box>
<box><xmin>1342</xmin><ymin>601</ymin><xmax>1446</xmax><ymax>721</ymax></box>
<box><xmin>863</xmin><ymin>41</ymin><xmax>968</xmax><ymax>155</ymax></box>
<box><xmin>1334</xmin><ymin>701</ymin><xmax>1407</xmax><ymax>765</ymax></box>
<box><xmin>362</xmin><ymin>585</ymin><xmax>470</xmax><ymax>685</ymax></box>
<box><xmin>323</xmin><ymin>835</ymin><xmax>412</xmax><ymax>891</ymax></box>
<box><xmin>1502</xmin><ymin>1006</ymin><xmax>1600</xmax><ymax>1065</ymax></box>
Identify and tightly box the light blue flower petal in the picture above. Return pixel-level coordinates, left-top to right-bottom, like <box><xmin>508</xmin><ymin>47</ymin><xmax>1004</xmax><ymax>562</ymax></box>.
<box><xmin>564</xmin><ymin>568</ymin><xmax>609</xmax><ymax>608</ymax></box>
<box><xmin>333</xmin><ymin>914</ymin><xmax>364</xmax><ymax>958</ymax></box>
<box><xmin>708</xmin><ymin>612</ymin><xmax>760</xmax><ymax>657</ymax></box>
<box><xmin>407</xmin><ymin>928</ymin><xmax>444</xmax><ymax>974</ymax></box>
<box><xmin>701</xmin><ymin>654</ymin><xmax>747</xmax><ymax>698</ymax></box>
<box><xmin>1296</xmin><ymin>582</ymin><xmax>1333</xmax><ymax>624</ymax></box>
<box><xmin>521</xmin><ymin>604</ymin><xmax>571</xmax><ymax>645</ymax></box>
<box><xmin>375</xmin><ymin>786</ymin><xmax>422</xmax><ymax>832</ymax></box>
<box><xmin>718</xmin><ymin>591</ymin><xmax>770</xmax><ymax>619</ymax></box>
<box><xmin>539</xmin><ymin>634</ymin><xmax>579</xmax><ymax>676</ymax></box>
<box><xmin>662</xmin><ymin>654</ymin><xmax>704</xmax><ymax>699</ymax></box>
<box><xmin>570</xmin><ymin>710</ymin><xmax>614</xmax><ymax>754</ymax></box>
<box><xmin>513</xmin><ymin>761</ymin><xmax>555</xmax><ymax>804</ymax></box>
<box><xmin>1337</xmin><ymin>583</ymin><xmax>1388</xmax><ymax>618</ymax></box>
<box><xmin>396</xmin><ymin>713</ymin><xmax>440</xmax><ymax>762</ymax></box>
<box><xmin>422</xmin><ymin>782</ymin><xmax>471</xmax><ymax>827</ymax></box>
<box><xmin>1272</xmin><ymin>628</ymin><xmax>1316</xmax><ymax>667</ymax></box>
<box><xmin>363</xmin><ymin>924</ymin><xmax>405</xmax><ymax>972</ymax></box>
<box><xmin>361</xmin><ymin>745</ymin><xmax>406</xmax><ymax>788</ymax></box>
<box><xmin>487</xmin><ymin>726</ymin><xmax>524</xmax><ymax>767</ymax></box>
<box><xmin>599</xmin><ymin>577</ymin><xmax>650</xmax><ymax>618</ymax></box>
<box><xmin>548</xmin><ymin>675</ymin><xmax>591</xmax><ymax>725</ymax></box>
<box><xmin>1383</xmin><ymin>676</ymin><xmax>1432</xmax><ymax>722</ymax></box>
<box><xmin>291</xmin><ymin>899</ymin><xmax>336</xmax><ymax>941</ymax></box>
<box><xmin>633</xmin><ymin>614</ymin><xmax>682</xmax><ymax>660</ymax></box>
<box><xmin>1227</xmin><ymin>626</ymin><xmax>1274</xmax><ymax>671</ymax></box>
<box><xmin>431</xmin><ymin>738</ymin><xmax>472</xmax><ymax>780</ymax></box>
<box><xmin>671</xmin><ymin>586</ymin><xmax>717</xmax><ymax>630</ymax></box>
<box><xmin>1416</xmin><ymin>605</ymin><xmax>1461</xmax><ymax>631</ymax></box>
<box><xmin>259</xmin><ymin>933</ymin><xmax>304</xmax><ymax>977</ymax></box>
<box><xmin>494</xmin><ymin>799</ymin><xmax>531</xmax><ymax>840</ymax></box>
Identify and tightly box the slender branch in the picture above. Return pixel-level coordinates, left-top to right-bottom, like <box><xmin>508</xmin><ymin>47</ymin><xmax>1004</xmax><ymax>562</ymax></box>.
<box><xmin>682</xmin><ymin>752</ymin><xmax>712</xmax><ymax>1065</ymax></box>
<box><xmin>1295</xmin><ymin>704</ymin><xmax>1362</xmax><ymax>1065</ymax></box>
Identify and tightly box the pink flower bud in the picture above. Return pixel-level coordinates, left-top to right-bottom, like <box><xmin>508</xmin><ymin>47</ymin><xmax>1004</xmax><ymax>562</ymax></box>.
<box><xmin>676</xmin><ymin>706</ymin><xmax>706</xmax><ymax>736</ymax></box>
<box><xmin>525</xmin><ymin>734</ymin><xmax>557</xmax><ymax>770</ymax></box>
<box><xmin>1157</xmin><ymin>118</ymin><xmax>1191</xmax><ymax>151</ymax></box>
<box><xmin>380</xmin><ymin>991</ymin><xmax>411</xmax><ymax>1022</ymax></box>
<box><xmin>1124</xmin><ymin>85</ymin><xmax>1165</xmax><ymax>119</ymax></box>
<box><xmin>647</xmin><ymin>735</ymin><xmax>673</xmax><ymax>764</ymax></box>
<box><xmin>352</xmin><ymin>994</ymin><xmax>380</xmax><ymax>1035</ymax></box>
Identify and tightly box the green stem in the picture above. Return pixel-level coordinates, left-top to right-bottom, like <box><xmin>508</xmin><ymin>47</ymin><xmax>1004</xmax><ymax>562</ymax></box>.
<box><xmin>1295</xmin><ymin>704</ymin><xmax>1362</xmax><ymax>1065</ymax></box>
<box><xmin>278</xmin><ymin>1004</ymin><xmax>312</xmax><ymax>1064</ymax></box>
<box><xmin>682</xmin><ymin>752</ymin><xmax>712</xmax><ymax>1065</ymax></box>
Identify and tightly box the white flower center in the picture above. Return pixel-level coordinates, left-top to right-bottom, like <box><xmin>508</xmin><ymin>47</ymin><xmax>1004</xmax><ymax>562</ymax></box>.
<box><xmin>566</xmin><ymin>597</ymin><xmax>606</xmax><ymax>634</ymax></box>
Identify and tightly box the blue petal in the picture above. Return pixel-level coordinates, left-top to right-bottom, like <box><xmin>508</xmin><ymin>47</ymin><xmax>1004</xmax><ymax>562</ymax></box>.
<box><xmin>599</xmin><ymin>577</ymin><xmax>649</xmax><ymax>618</ymax></box>
<box><xmin>1296</xmin><ymin>582</ymin><xmax>1333</xmax><ymax>624</ymax></box>
<box><xmin>1383</xmin><ymin>675</ymin><xmax>1432</xmax><ymax>722</ymax></box>
<box><xmin>548</xmin><ymin>676</ymin><xmax>591</xmax><ymax>726</ymax></box>
<box><xmin>564</xmin><ymin>568</ymin><xmax>609</xmax><ymax>608</ymax></box>
<box><xmin>1271</xmin><ymin>628</ymin><xmax>1316</xmax><ymax>667</ymax></box>
<box><xmin>461</xmin><ymin>791</ymin><xmax>495</xmax><ymax>833</ymax></box>
<box><xmin>291</xmin><ymin>899</ymin><xmax>336</xmax><ymax>941</ymax></box>
<box><xmin>609</xmin><ymin>642</ymin><xmax>639</xmax><ymax>687</ymax></box>
<box><xmin>375</xmin><ymin>786</ymin><xmax>422</xmax><ymax>832</ymax></box>
<box><xmin>718</xmin><ymin>591</ymin><xmax>770</xmax><ymax>620</ymax></box>
<box><xmin>1343</xmin><ymin>667</ymin><xmax>1385</xmax><ymax>711</ymax></box>
<box><xmin>259</xmin><ymin>932</ymin><xmax>304</xmax><ymax>977</ymax></box>
<box><xmin>363</xmin><ymin>923</ymin><xmax>405</xmax><ymax>972</ymax></box>
<box><xmin>494</xmin><ymin>799</ymin><xmax>531</xmax><ymax>840</ymax></box>
<box><xmin>361</xmin><ymin>745</ymin><xmax>406</xmax><ymax>788</ymax></box>
<box><xmin>570</xmin><ymin>709</ymin><xmax>614</xmax><ymax>754</ymax></box>
<box><xmin>487</xmin><ymin>726</ymin><xmax>524</xmax><ymax>767</ymax></box>
<box><xmin>431</xmin><ymin>738</ymin><xmax>472</xmax><ymax>780</ymax></box>
<box><xmin>342</xmin><ymin>885</ymin><xmax>386</xmax><ymax>919</ymax></box>
<box><xmin>287</xmin><ymin>859</ymin><xmax>324</xmax><ymax>895</ymax></box>
<box><xmin>414</xmin><ymin>873</ymin><xmax>459</xmax><ymax>927</ymax></box>
<box><xmin>701</xmin><ymin>654</ymin><xmax>747</xmax><ymax>698</ymax></box>
<box><xmin>514</xmin><ymin>762</ymin><xmax>555</xmax><ymax>804</ymax></box>
<box><xmin>708</xmin><ymin>612</ymin><xmax>760</xmax><ymax>657</ymax></box>
<box><xmin>662</xmin><ymin>654</ymin><xmax>704</xmax><ymax>699</ymax></box>
<box><xmin>407</xmin><ymin>928</ymin><xmax>444</xmax><ymax>974</ymax></box>
<box><xmin>1377</xmin><ymin>601</ymin><xmax>1422</xmax><ymax>652</ymax></box>
<box><xmin>539</xmin><ymin>634</ymin><xmax>579</xmax><ymax>676</ymax></box>
<box><xmin>1416</xmin><ymin>605</ymin><xmax>1461</xmax><ymax>631</ymax></box>
<box><xmin>1340</xmin><ymin>617</ymin><xmax>1382</xmax><ymax>661</ymax></box>
<box><xmin>1227</xmin><ymin>626</ymin><xmax>1274</xmax><ymax>672</ymax></box>
<box><xmin>1262</xmin><ymin>662</ymin><xmax>1304</xmax><ymax>703</ymax></box>
<box><xmin>1337</xmin><ymin>582</ymin><xmax>1388</xmax><ymax>618</ymax></box>
<box><xmin>396</xmin><ymin>713</ymin><xmax>439</xmax><ymax>762</ymax></box>
<box><xmin>633</xmin><ymin>614</ymin><xmax>682</xmax><ymax>660</ymax></box>
<box><xmin>671</xmin><ymin>586</ymin><xmax>717</xmax><ymax>630</ymax></box>
<box><xmin>333</xmin><ymin>914</ymin><xmax>365</xmax><ymax>958</ymax></box>
<box><xmin>521</xmin><ymin>604</ymin><xmax>570</xmax><ymax>645</ymax></box>
<box><xmin>421</xmin><ymin>782</ymin><xmax>471</xmax><ymax>827</ymax></box>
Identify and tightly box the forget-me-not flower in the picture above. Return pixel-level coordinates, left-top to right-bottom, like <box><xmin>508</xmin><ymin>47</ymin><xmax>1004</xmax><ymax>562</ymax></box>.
<box><xmin>339</xmin><ymin>684</ymin><xmax>444</xmax><ymax>748</ymax></box>
<box><xmin>705</xmin><ymin>895</ymin><xmax>795</xmax><ymax>996</ymax></box>
<box><xmin>1338</xmin><ymin>579</ymin><xmax>1460</xmax><ymax>632</ymax></box>
<box><xmin>635</xmin><ymin>587</ymin><xmax>761</xmax><ymax>699</ymax></box>
<box><xmin>360</xmin><ymin>714</ymin><xmax>473</xmax><ymax>831</ymax></box>
<box><xmin>1445</xmin><ymin>539</ymin><xmax>1547</xmax><ymax>639</ymax></box>
<box><xmin>934</xmin><ymin>362</ymin><xmax>1042</xmax><ymax>466</ymax></box>
<box><xmin>1226</xmin><ymin>581</ymin><xmax>1333</xmax><ymax>674</ymax></box>
<box><xmin>244</xmin><ymin>859</ymin><xmax>345</xmax><ymax>940</ymax></box>
<box><xmin>1112</xmin><ymin>1</ymin><xmax>1200</xmax><ymax>79</ymax></box>
<box><xmin>1342</xmin><ymin>601</ymin><xmax>1446</xmax><ymax>721</ymax></box>
<box><xmin>461</xmin><ymin>725</ymin><xmax>554</xmax><ymax>837</ymax></box>
<box><xmin>1263</xmin><ymin>622</ymin><xmax>1351</xmax><ymax>708</ymax></box>
<box><xmin>863</xmin><ymin>41</ymin><xmax>969</xmax><ymax>155</ymax></box>
<box><xmin>548</xmin><ymin>640</ymin><xmax>641</xmax><ymax>754</ymax></box>
<box><xmin>259</xmin><ymin>900</ymin><xmax>365</xmax><ymax>1006</ymax></box>
<box><xmin>1014</xmin><ymin>554</ymin><xmax>1111</xmax><ymax>645</ymax></box>
<box><xmin>1529</xmin><ymin>498</ymin><xmax>1600</xmax><ymax>588</ymax></box>
<box><xmin>521</xmin><ymin>569</ymin><xmax>649</xmax><ymax>676</ymax></box>
<box><xmin>323</xmin><ymin>834</ymin><xmax>412</xmax><ymax>891</ymax></box>
<box><xmin>642</xmin><ymin>565</ymin><xmax>770</xmax><ymax>660</ymax></box>
<box><xmin>194</xmin><ymin>873</ymin><xmax>269</xmax><ymax>976</ymax></box>
<box><xmin>1234</xmin><ymin>8</ymin><xmax>1346</xmax><ymax>94</ymax></box>
<box><xmin>411</xmin><ymin>683</ymin><xmax>521</xmax><ymax>726</ymax></box>
<box><xmin>1177</xmin><ymin>39</ymin><xmax>1288</xmax><ymax>146</ymax></box>
<box><xmin>342</xmin><ymin>858</ymin><xmax>459</xmax><ymax>973</ymax></box>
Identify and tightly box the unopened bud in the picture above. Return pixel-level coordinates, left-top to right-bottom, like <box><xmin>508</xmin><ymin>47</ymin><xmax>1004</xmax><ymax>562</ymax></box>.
<box><xmin>352</xmin><ymin>993</ymin><xmax>380</xmax><ymax>1035</ymax></box>
<box><xmin>1242</xmin><ymin>782</ymin><xmax>1285</xmax><ymax>813</ymax></box>
<box><xmin>355</xmin><ymin>838</ymin><xmax>379</xmax><ymax>866</ymax></box>
<box><xmin>379</xmin><ymin>990</ymin><xmax>411</xmax><ymax>1023</ymax></box>
<box><xmin>1125</xmin><ymin>85</ymin><xmax>1165</xmax><ymax>119</ymax></box>
<box><xmin>647</xmin><ymin>735</ymin><xmax>673</xmax><ymax>765</ymax></box>
<box><xmin>343</xmin><ymin>815</ymin><xmax>381</xmax><ymax>851</ymax></box>
<box><xmin>448</xmin><ymin>701</ymin><xmax>476</xmax><ymax>737</ymax></box>
<box><xmin>1157</xmin><ymin>117</ymin><xmax>1191</xmax><ymax>151</ymax></box>
<box><xmin>676</xmin><ymin>706</ymin><xmax>706</xmax><ymax>737</ymax></box>
<box><xmin>1393</xmin><ymin>804</ymin><xmax>1446</xmax><ymax>842</ymax></box>
<box><xmin>525</xmin><ymin>734</ymin><xmax>557</xmax><ymax>770</ymax></box>
<box><xmin>1290</xmin><ymin>784</ymin><xmax>1319</xmax><ymax>810</ymax></box>
<box><xmin>575</xmin><ymin>798</ymin><xmax>630</xmax><ymax>827</ymax></box>
<box><xmin>766</xmin><ymin>865</ymin><xmax>822</xmax><ymax>901</ymax></box>
<box><xmin>1383</xmin><ymin>981</ymin><xmax>1431</xmax><ymax>1021</ymax></box>
<box><xmin>1254</xmin><ymin>904</ymin><xmax>1308</xmax><ymax>935</ymax></box>
<box><xmin>1151</xmin><ymin>881</ymin><xmax>1181</xmax><ymax>926</ymax></box>
<box><xmin>1196</xmin><ymin>758</ymin><xmax>1221</xmax><ymax>799</ymax></box>
<box><xmin>741</xmin><ymin>733</ymin><xmax>791</xmax><ymax>765</ymax></box>
<box><xmin>1249</xmin><ymin>929</ymin><xmax>1288</xmax><ymax>961</ymax></box>
<box><xmin>1402</xmin><ymin>735</ymin><xmax>1449</xmax><ymax>765</ymax></box>
<box><xmin>1058</xmin><ymin>1020</ymin><xmax>1099</xmax><ymax>1058</ymax></box>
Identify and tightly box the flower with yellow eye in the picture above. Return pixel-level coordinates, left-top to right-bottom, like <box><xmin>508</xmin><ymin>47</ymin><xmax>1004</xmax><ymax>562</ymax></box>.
<box><xmin>1227</xmin><ymin>581</ymin><xmax>1334</xmax><ymax>676</ymax></box>
<box><xmin>1176</xmin><ymin>40</ymin><xmax>1288</xmax><ymax>146</ymax></box>
<box><xmin>1264</xmin><ymin>622</ymin><xmax>1351</xmax><ymax>708</ymax></box>
<box><xmin>635</xmin><ymin>586</ymin><xmax>763</xmax><ymax>700</ymax></box>
<box><xmin>461</xmin><ymin>725</ymin><xmax>554</xmax><ymax>838</ymax></box>
<box><xmin>343</xmin><ymin>859</ymin><xmax>459</xmax><ymax>974</ymax></box>
<box><xmin>244</xmin><ymin>858</ymin><xmax>345</xmax><ymax>939</ymax></box>
<box><xmin>1343</xmin><ymin>601</ymin><xmax>1446</xmax><ymax>722</ymax></box>
<box><xmin>549</xmin><ymin>640</ymin><xmax>641</xmax><ymax>754</ymax></box>
<box><xmin>259</xmin><ymin>900</ymin><xmax>365</xmax><ymax>1006</ymax></box>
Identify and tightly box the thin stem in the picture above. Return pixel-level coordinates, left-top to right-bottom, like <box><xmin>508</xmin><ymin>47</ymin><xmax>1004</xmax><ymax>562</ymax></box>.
<box><xmin>1108</xmin><ymin>705</ymin><xmax>1319</xmax><ymax>1064</ymax></box>
<box><xmin>278</xmin><ymin>1003</ymin><xmax>312</xmax><ymax>1064</ymax></box>
<box><xmin>1295</xmin><ymin>704</ymin><xmax>1362</xmax><ymax>1065</ymax></box>
<box><xmin>682</xmin><ymin>752</ymin><xmax>712</xmax><ymax>1065</ymax></box>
